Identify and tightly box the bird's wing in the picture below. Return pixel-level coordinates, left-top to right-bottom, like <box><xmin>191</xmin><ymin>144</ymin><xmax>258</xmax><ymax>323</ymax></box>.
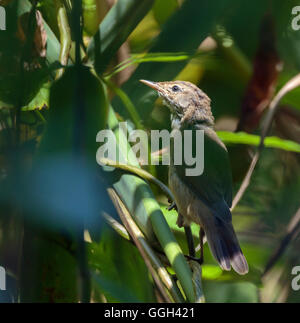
<box><xmin>173</xmin><ymin>124</ymin><xmax>233</xmax><ymax>222</ymax></box>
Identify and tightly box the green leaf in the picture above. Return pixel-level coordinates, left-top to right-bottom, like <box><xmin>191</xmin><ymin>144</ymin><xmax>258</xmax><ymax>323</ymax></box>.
<box><xmin>89</xmin><ymin>226</ymin><xmax>155</xmax><ymax>302</ymax></box>
<box><xmin>20</xmin><ymin>228</ymin><xmax>78</xmax><ymax>302</ymax></box>
<box><xmin>82</xmin><ymin>0</ymin><xmax>103</xmax><ymax>36</ymax></box>
<box><xmin>105</xmin><ymin>51</ymin><xmax>208</xmax><ymax>78</ymax></box>
<box><xmin>202</xmin><ymin>265</ymin><xmax>223</xmax><ymax>280</ymax></box>
<box><xmin>153</xmin><ymin>0</ymin><xmax>179</xmax><ymax>26</ymax></box>
<box><xmin>0</xmin><ymin>0</ymin><xmax>61</xmax><ymax>106</ymax></box>
<box><xmin>21</xmin><ymin>82</ymin><xmax>50</xmax><ymax>111</ymax></box>
<box><xmin>106</xmin><ymin>107</ymin><xmax>195</xmax><ymax>302</ymax></box>
<box><xmin>39</xmin><ymin>66</ymin><xmax>108</xmax><ymax>157</ymax></box>
<box><xmin>217</xmin><ymin>131</ymin><xmax>300</xmax><ymax>153</ymax></box>
<box><xmin>88</xmin><ymin>0</ymin><xmax>155</xmax><ymax>75</ymax></box>
<box><xmin>112</xmin><ymin>0</ymin><xmax>241</xmax><ymax>121</ymax></box>
<box><xmin>203</xmin><ymin>281</ymin><xmax>259</xmax><ymax>303</ymax></box>
<box><xmin>18</xmin><ymin>0</ymin><xmax>61</xmax><ymax>65</ymax></box>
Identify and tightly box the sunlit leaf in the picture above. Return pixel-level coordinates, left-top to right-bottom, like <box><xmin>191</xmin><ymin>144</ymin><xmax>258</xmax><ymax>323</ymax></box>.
<box><xmin>218</xmin><ymin>131</ymin><xmax>300</xmax><ymax>153</ymax></box>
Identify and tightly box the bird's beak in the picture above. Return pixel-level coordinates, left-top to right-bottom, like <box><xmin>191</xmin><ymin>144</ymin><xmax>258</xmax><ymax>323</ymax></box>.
<box><xmin>139</xmin><ymin>79</ymin><xmax>161</xmax><ymax>91</ymax></box>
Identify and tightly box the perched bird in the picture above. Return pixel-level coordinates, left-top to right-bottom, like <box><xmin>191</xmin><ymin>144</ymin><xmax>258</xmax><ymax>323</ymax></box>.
<box><xmin>140</xmin><ymin>80</ymin><xmax>248</xmax><ymax>275</ymax></box>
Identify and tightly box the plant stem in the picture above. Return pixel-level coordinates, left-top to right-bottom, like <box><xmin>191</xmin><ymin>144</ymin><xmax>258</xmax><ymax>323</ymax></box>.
<box><xmin>99</xmin><ymin>157</ymin><xmax>174</xmax><ymax>202</ymax></box>
<box><xmin>55</xmin><ymin>0</ymin><xmax>72</xmax><ymax>79</ymax></box>
<box><xmin>108</xmin><ymin>188</ymin><xmax>184</xmax><ymax>303</ymax></box>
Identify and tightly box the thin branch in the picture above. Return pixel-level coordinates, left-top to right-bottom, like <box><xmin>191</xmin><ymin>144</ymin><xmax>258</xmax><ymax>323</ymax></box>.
<box><xmin>102</xmin><ymin>212</ymin><xmax>131</xmax><ymax>241</ymax></box>
<box><xmin>71</xmin><ymin>0</ymin><xmax>91</xmax><ymax>303</ymax></box>
<box><xmin>231</xmin><ymin>152</ymin><xmax>259</xmax><ymax>210</ymax></box>
<box><xmin>263</xmin><ymin>207</ymin><xmax>300</xmax><ymax>277</ymax></box>
<box><xmin>108</xmin><ymin>188</ymin><xmax>184</xmax><ymax>303</ymax></box>
<box><xmin>99</xmin><ymin>158</ymin><xmax>175</xmax><ymax>202</ymax></box>
<box><xmin>55</xmin><ymin>0</ymin><xmax>72</xmax><ymax>79</ymax></box>
<box><xmin>231</xmin><ymin>73</ymin><xmax>300</xmax><ymax>210</ymax></box>
<box><xmin>190</xmin><ymin>261</ymin><xmax>205</xmax><ymax>303</ymax></box>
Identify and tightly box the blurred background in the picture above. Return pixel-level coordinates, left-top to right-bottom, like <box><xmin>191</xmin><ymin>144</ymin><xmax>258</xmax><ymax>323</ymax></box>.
<box><xmin>0</xmin><ymin>0</ymin><xmax>300</xmax><ymax>303</ymax></box>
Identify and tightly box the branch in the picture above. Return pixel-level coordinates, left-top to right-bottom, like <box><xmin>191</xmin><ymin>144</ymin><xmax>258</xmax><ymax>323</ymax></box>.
<box><xmin>108</xmin><ymin>188</ymin><xmax>184</xmax><ymax>303</ymax></box>
<box><xmin>102</xmin><ymin>212</ymin><xmax>131</xmax><ymax>241</ymax></box>
<box><xmin>263</xmin><ymin>207</ymin><xmax>300</xmax><ymax>277</ymax></box>
<box><xmin>99</xmin><ymin>158</ymin><xmax>175</xmax><ymax>202</ymax></box>
<box><xmin>55</xmin><ymin>0</ymin><xmax>72</xmax><ymax>79</ymax></box>
<box><xmin>231</xmin><ymin>73</ymin><xmax>300</xmax><ymax>210</ymax></box>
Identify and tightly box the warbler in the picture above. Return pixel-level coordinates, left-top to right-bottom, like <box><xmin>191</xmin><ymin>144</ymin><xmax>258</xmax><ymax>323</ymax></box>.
<box><xmin>140</xmin><ymin>79</ymin><xmax>248</xmax><ymax>275</ymax></box>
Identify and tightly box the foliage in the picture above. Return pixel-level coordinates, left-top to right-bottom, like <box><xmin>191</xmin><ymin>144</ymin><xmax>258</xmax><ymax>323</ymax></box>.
<box><xmin>0</xmin><ymin>0</ymin><xmax>300</xmax><ymax>303</ymax></box>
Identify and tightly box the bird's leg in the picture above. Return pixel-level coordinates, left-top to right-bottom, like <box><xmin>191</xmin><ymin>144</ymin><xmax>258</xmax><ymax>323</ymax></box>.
<box><xmin>169</xmin><ymin>205</ymin><xmax>199</xmax><ymax>263</ymax></box>
<box><xmin>185</xmin><ymin>227</ymin><xmax>205</xmax><ymax>265</ymax></box>
<box><xmin>167</xmin><ymin>198</ymin><xmax>177</xmax><ymax>212</ymax></box>
<box><xmin>173</xmin><ymin>211</ymin><xmax>196</xmax><ymax>258</ymax></box>
<box><xmin>198</xmin><ymin>227</ymin><xmax>205</xmax><ymax>265</ymax></box>
<box><xmin>184</xmin><ymin>225</ymin><xmax>195</xmax><ymax>257</ymax></box>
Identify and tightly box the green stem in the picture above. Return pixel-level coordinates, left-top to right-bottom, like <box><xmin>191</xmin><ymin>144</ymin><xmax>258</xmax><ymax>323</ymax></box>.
<box><xmin>88</xmin><ymin>0</ymin><xmax>154</xmax><ymax>75</ymax></box>
<box><xmin>72</xmin><ymin>0</ymin><xmax>91</xmax><ymax>303</ymax></box>
<box><xmin>105</xmin><ymin>79</ymin><xmax>143</xmax><ymax>130</ymax></box>
<box><xmin>107</xmin><ymin>107</ymin><xmax>195</xmax><ymax>302</ymax></box>
<box><xmin>102</xmin><ymin>212</ymin><xmax>131</xmax><ymax>241</ymax></box>
<box><xmin>99</xmin><ymin>157</ymin><xmax>174</xmax><ymax>202</ymax></box>
<box><xmin>55</xmin><ymin>0</ymin><xmax>72</xmax><ymax>79</ymax></box>
<box><xmin>108</xmin><ymin>189</ymin><xmax>184</xmax><ymax>303</ymax></box>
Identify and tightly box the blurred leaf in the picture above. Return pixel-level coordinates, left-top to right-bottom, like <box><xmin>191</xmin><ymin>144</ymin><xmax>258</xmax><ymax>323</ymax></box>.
<box><xmin>112</xmin><ymin>0</ymin><xmax>241</xmax><ymax>121</ymax></box>
<box><xmin>278</xmin><ymin>74</ymin><xmax>300</xmax><ymax>111</ymax></box>
<box><xmin>19</xmin><ymin>156</ymin><xmax>109</xmax><ymax>231</ymax></box>
<box><xmin>201</xmin><ymin>264</ymin><xmax>223</xmax><ymax>280</ymax></box>
<box><xmin>89</xmin><ymin>225</ymin><xmax>155</xmax><ymax>302</ymax></box>
<box><xmin>20</xmin><ymin>227</ymin><xmax>79</xmax><ymax>302</ymax></box>
<box><xmin>39</xmin><ymin>65</ymin><xmax>108</xmax><ymax>156</ymax></box>
<box><xmin>106</xmin><ymin>107</ymin><xmax>195</xmax><ymax>302</ymax></box>
<box><xmin>218</xmin><ymin>131</ymin><xmax>300</xmax><ymax>153</ymax></box>
<box><xmin>88</xmin><ymin>0</ymin><xmax>155</xmax><ymax>75</ymax></box>
<box><xmin>83</xmin><ymin>0</ymin><xmax>108</xmax><ymax>36</ymax></box>
<box><xmin>153</xmin><ymin>0</ymin><xmax>179</xmax><ymax>26</ymax></box>
<box><xmin>21</xmin><ymin>82</ymin><xmax>50</xmax><ymax>111</ymax></box>
<box><xmin>203</xmin><ymin>281</ymin><xmax>259</xmax><ymax>303</ymax></box>
<box><xmin>18</xmin><ymin>0</ymin><xmax>61</xmax><ymax>65</ymax></box>
<box><xmin>128</xmin><ymin>9</ymin><xmax>160</xmax><ymax>52</ymax></box>
<box><xmin>0</xmin><ymin>0</ymin><xmax>61</xmax><ymax>106</ymax></box>
<box><xmin>105</xmin><ymin>51</ymin><xmax>208</xmax><ymax>78</ymax></box>
<box><xmin>236</xmin><ymin>14</ymin><xmax>281</xmax><ymax>132</ymax></box>
<box><xmin>36</xmin><ymin>0</ymin><xmax>60</xmax><ymax>37</ymax></box>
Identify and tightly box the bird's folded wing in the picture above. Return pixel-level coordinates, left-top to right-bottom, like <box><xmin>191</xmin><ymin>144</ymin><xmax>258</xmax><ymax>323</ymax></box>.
<box><xmin>173</xmin><ymin>125</ymin><xmax>233</xmax><ymax>222</ymax></box>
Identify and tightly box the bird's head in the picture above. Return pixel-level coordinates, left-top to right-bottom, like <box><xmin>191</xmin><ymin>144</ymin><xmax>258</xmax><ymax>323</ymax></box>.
<box><xmin>140</xmin><ymin>80</ymin><xmax>214</xmax><ymax>126</ymax></box>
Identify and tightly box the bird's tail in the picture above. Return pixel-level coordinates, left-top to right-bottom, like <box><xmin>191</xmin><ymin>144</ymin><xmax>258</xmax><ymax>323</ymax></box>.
<box><xmin>204</xmin><ymin>218</ymin><xmax>248</xmax><ymax>275</ymax></box>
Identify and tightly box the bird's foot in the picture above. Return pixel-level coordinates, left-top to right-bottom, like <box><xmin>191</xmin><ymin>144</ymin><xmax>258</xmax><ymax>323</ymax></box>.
<box><xmin>167</xmin><ymin>199</ymin><xmax>177</xmax><ymax>212</ymax></box>
<box><xmin>184</xmin><ymin>255</ymin><xmax>203</xmax><ymax>265</ymax></box>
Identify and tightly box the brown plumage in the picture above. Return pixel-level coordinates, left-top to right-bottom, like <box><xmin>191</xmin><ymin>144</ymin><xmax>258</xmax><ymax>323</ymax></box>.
<box><xmin>140</xmin><ymin>79</ymin><xmax>249</xmax><ymax>275</ymax></box>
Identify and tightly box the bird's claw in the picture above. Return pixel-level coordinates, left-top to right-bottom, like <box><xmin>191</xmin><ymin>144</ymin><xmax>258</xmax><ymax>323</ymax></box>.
<box><xmin>184</xmin><ymin>254</ymin><xmax>203</xmax><ymax>265</ymax></box>
<box><xmin>167</xmin><ymin>200</ymin><xmax>177</xmax><ymax>211</ymax></box>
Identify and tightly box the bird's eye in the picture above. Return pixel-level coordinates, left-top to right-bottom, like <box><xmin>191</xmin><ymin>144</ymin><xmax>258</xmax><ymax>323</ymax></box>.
<box><xmin>172</xmin><ymin>85</ymin><xmax>180</xmax><ymax>92</ymax></box>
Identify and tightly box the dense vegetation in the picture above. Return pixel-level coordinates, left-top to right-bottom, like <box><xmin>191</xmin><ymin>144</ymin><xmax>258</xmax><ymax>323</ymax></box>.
<box><xmin>1</xmin><ymin>0</ymin><xmax>300</xmax><ymax>303</ymax></box>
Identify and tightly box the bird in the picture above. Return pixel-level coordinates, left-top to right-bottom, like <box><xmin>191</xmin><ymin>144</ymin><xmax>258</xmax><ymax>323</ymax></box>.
<box><xmin>140</xmin><ymin>79</ymin><xmax>249</xmax><ymax>275</ymax></box>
